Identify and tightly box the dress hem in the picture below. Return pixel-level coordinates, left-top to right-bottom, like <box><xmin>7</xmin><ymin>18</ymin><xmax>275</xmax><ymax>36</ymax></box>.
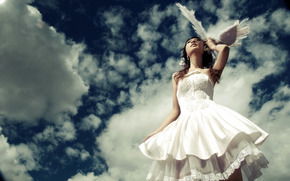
<box><xmin>146</xmin><ymin>145</ymin><xmax>269</xmax><ymax>181</ymax></box>
<box><xmin>139</xmin><ymin>131</ymin><xmax>268</xmax><ymax>161</ymax></box>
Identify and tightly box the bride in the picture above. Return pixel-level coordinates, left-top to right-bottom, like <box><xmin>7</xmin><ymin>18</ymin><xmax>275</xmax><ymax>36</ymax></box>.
<box><xmin>139</xmin><ymin>37</ymin><xmax>269</xmax><ymax>181</ymax></box>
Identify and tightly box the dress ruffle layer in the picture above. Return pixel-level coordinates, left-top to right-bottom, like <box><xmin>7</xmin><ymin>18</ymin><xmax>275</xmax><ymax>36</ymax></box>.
<box><xmin>139</xmin><ymin>100</ymin><xmax>269</xmax><ymax>181</ymax></box>
<box><xmin>139</xmin><ymin>101</ymin><xmax>268</xmax><ymax>160</ymax></box>
<box><xmin>144</xmin><ymin>134</ymin><xmax>268</xmax><ymax>181</ymax></box>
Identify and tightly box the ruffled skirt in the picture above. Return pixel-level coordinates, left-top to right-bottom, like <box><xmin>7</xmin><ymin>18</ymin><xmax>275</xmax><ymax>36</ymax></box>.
<box><xmin>139</xmin><ymin>100</ymin><xmax>269</xmax><ymax>181</ymax></box>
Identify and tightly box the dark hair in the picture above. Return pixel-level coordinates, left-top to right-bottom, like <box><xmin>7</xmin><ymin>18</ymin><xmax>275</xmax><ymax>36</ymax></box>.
<box><xmin>174</xmin><ymin>37</ymin><xmax>221</xmax><ymax>83</ymax></box>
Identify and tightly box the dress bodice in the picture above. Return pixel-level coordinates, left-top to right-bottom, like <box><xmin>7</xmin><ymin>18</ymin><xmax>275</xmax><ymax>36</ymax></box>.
<box><xmin>177</xmin><ymin>70</ymin><xmax>214</xmax><ymax>112</ymax></box>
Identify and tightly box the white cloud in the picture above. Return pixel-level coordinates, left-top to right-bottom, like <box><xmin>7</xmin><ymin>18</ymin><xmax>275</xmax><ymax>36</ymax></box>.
<box><xmin>214</xmin><ymin>41</ymin><xmax>288</xmax><ymax>115</ymax></box>
<box><xmin>0</xmin><ymin>129</ymin><xmax>34</xmax><ymax>181</ymax></box>
<box><xmin>160</xmin><ymin>11</ymin><xmax>193</xmax><ymax>54</ymax></box>
<box><xmin>68</xmin><ymin>84</ymin><xmax>172</xmax><ymax>180</ymax></box>
<box><xmin>0</xmin><ymin>1</ymin><xmax>88</xmax><ymax>124</ymax></box>
<box><xmin>30</xmin><ymin>0</ymin><xmax>60</xmax><ymax>11</ymax></box>
<box><xmin>107</xmin><ymin>69</ymin><xmax>127</xmax><ymax>88</ymax></box>
<box><xmin>202</xmin><ymin>0</ymin><xmax>217</xmax><ymax>14</ymax></box>
<box><xmin>147</xmin><ymin>5</ymin><xmax>167</xmax><ymax>26</ymax></box>
<box><xmin>15</xmin><ymin>143</ymin><xmax>37</xmax><ymax>171</ymax></box>
<box><xmin>57</xmin><ymin>121</ymin><xmax>76</xmax><ymax>141</ymax></box>
<box><xmin>249</xmin><ymin>85</ymin><xmax>290</xmax><ymax>180</ymax></box>
<box><xmin>136</xmin><ymin>41</ymin><xmax>158</xmax><ymax>67</ymax></box>
<box><xmin>33</xmin><ymin>120</ymin><xmax>76</xmax><ymax>146</ymax></box>
<box><xmin>26</xmin><ymin>120</ymin><xmax>78</xmax><ymax>171</ymax></box>
<box><xmin>65</xmin><ymin>147</ymin><xmax>90</xmax><ymax>161</ymax></box>
<box><xmin>66</xmin><ymin>147</ymin><xmax>79</xmax><ymax>157</ymax></box>
<box><xmin>68</xmin><ymin>172</ymin><xmax>98</xmax><ymax>181</ymax></box>
<box><xmin>248</xmin><ymin>43</ymin><xmax>287</xmax><ymax>67</ymax></box>
<box><xmin>68</xmin><ymin>172</ymin><xmax>120</xmax><ymax>181</ymax></box>
<box><xmin>33</xmin><ymin>126</ymin><xmax>57</xmax><ymax>145</ymax></box>
<box><xmin>80</xmin><ymin>150</ymin><xmax>90</xmax><ymax>161</ymax></box>
<box><xmin>144</xmin><ymin>63</ymin><xmax>162</xmax><ymax>78</ymax></box>
<box><xmin>135</xmin><ymin>4</ymin><xmax>175</xmax><ymax>67</ymax></box>
<box><xmin>269</xmin><ymin>8</ymin><xmax>290</xmax><ymax>38</ymax></box>
<box><xmin>80</xmin><ymin>114</ymin><xmax>101</xmax><ymax>131</ymax></box>
<box><xmin>102</xmin><ymin>7</ymin><xmax>126</xmax><ymax>36</ymax></box>
<box><xmin>216</xmin><ymin>0</ymin><xmax>248</xmax><ymax>21</ymax></box>
<box><xmin>137</xmin><ymin>24</ymin><xmax>162</xmax><ymax>41</ymax></box>
<box><xmin>107</xmin><ymin>51</ymin><xmax>141</xmax><ymax>79</ymax></box>
<box><xmin>100</xmin><ymin>6</ymin><xmax>132</xmax><ymax>52</ymax></box>
<box><xmin>66</xmin><ymin>43</ymin><xmax>99</xmax><ymax>86</ymax></box>
<box><xmin>84</xmin><ymin>50</ymin><xmax>142</xmax><ymax>90</ymax></box>
<box><xmin>246</xmin><ymin>8</ymin><xmax>290</xmax><ymax>42</ymax></box>
<box><xmin>247</xmin><ymin>13</ymin><xmax>270</xmax><ymax>36</ymax></box>
<box><xmin>117</xmin><ymin>91</ymin><xmax>128</xmax><ymax>105</ymax></box>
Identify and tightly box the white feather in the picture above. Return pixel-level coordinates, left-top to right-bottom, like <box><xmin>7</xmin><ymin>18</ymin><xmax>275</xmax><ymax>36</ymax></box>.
<box><xmin>176</xmin><ymin>3</ymin><xmax>207</xmax><ymax>40</ymax></box>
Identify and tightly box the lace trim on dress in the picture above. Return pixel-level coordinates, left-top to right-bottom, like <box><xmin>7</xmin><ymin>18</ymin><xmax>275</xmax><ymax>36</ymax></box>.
<box><xmin>146</xmin><ymin>146</ymin><xmax>268</xmax><ymax>181</ymax></box>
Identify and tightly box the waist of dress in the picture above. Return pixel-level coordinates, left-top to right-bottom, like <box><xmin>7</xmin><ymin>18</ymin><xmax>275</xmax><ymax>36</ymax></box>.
<box><xmin>179</xmin><ymin>99</ymin><xmax>214</xmax><ymax>112</ymax></box>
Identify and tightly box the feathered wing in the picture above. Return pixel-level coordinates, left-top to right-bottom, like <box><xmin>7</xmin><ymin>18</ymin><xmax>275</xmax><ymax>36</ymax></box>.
<box><xmin>176</xmin><ymin>3</ymin><xmax>207</xmax><ymax>40</ymax></box>
<box><xmin>217</xmin><ymin>18</ymin><xmax>250</xmax><ymax>47</ymax></box>
<box><xmin>176</xmin><ymin>3</ymin><xmax>250</xmax><ymax>47</ymax></box>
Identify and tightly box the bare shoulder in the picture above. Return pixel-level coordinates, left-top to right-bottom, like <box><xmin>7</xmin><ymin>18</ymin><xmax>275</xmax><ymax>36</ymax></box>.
<box><xmin>172</xmin><ymin>72</ymin><xmax>179</xmax><ymax>81</ymax></box>
<box><xmin>171</xmin><ymin>72</ymin><xmax>178</xmax><ymax>84</ymax></box>
<box><xmin>172</xmin><ymin>72</ymin><xmax>178</xmax><ymax>77</ymax></box>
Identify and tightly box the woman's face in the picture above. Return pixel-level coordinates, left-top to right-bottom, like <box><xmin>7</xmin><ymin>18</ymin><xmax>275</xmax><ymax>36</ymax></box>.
<box><xmin>185</xmin><ymin>38</ymin><xmax>204</xmax><ymax>56</ymax></box>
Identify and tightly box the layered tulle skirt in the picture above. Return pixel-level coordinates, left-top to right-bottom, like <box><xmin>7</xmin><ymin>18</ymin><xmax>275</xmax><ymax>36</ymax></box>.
<box><xmin>139</xmin><ymin>100</ymin><xmax>269</xmax><ymax>181</ymax></box>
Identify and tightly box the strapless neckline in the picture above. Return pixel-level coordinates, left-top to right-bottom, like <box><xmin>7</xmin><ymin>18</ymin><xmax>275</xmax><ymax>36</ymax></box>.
<box><xmin>184</xmin><ymin>69</ymin><xmax>201</xmax><ymax>77</ymax></box>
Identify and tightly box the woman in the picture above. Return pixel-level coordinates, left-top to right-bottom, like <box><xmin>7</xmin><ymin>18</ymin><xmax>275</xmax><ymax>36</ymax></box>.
<box><xmin>139</xmin><ymin>37</ymin><xmax>269</xmax><ymax>181</ymax></box>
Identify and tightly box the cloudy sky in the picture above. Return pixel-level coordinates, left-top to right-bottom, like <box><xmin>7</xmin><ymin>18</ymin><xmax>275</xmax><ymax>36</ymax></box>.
<box><xmin>0</xmin><ymin>0</ymin><xmax>290</xmax><ymax>180</ymax></box>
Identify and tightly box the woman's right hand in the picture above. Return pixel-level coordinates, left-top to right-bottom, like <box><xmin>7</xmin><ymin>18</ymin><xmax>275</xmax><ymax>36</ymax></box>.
<box><xmin>143</xmin><ymin>132</ymin><xmax>159</xmax><ymax>142</ymax></box>
<box><xmin>205</xmin><ymin>38</ymin><xmax>217</xmax><ymax>50</ymax></box>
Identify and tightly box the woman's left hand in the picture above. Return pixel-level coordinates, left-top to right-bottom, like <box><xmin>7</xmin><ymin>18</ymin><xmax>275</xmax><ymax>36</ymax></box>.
<box><xmin>143</xmin><ymin>132</ymin><xmax>158</xmax><ymax>142</ymax></box>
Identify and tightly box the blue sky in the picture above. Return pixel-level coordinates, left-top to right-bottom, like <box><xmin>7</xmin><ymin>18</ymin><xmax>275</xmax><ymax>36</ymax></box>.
<box><xmin>0</xmin><ymin>0</ymin><xmax>290</xmax><ymax>180</ymax></box>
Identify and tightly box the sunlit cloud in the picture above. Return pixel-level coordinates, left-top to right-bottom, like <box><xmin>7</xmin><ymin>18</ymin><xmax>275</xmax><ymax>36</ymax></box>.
<box><xmin>0</xmin><ymin>0</ymin><xmax>6</xmax><ymax>5</ymax></box>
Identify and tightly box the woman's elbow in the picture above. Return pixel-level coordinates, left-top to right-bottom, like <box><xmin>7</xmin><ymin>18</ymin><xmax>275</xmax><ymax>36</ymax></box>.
<box><xmin>221</xmin><ymin>45</ymin><xmax>230</xmax><ymax>53</ymax></box>
<box><xmin>172</xmin><ymin>107</ymin><xmax>180</xmax><ymax>117</ymax></box>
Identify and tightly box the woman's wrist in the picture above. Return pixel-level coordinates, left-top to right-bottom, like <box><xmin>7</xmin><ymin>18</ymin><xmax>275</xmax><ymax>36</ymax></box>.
<box><xmin>205</xmin><ymin>38</ymin><xmax>217</xmax><ymax>50</ymax></box>
<box><xmin>153</xmin><ymin>130</ymin><xmax>160</xmax><ymax>134</ymax></box>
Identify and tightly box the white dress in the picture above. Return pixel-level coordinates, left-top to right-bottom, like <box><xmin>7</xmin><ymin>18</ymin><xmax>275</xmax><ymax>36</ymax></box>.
<box><xmin>139</xmin><ymin>70</ymin><xmax>269</xmax><ymax>181</ymax></box>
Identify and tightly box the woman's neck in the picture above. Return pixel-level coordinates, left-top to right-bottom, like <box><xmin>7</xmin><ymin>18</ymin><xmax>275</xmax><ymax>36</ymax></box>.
<box><xmin>189</xmin><ymin>54</ymin><xmax>203</xmax><ymax>70</ymax></box>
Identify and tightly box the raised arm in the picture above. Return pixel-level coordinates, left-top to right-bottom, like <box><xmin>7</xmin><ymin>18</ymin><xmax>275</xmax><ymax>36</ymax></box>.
<box><xmin>206</xmin><ymin>38</ymin><xmax>230</xmax><ymax>74</ymax></box>
<box><xmin>143</xmin><ymin>73</ymin><xmax>180</xmax><ymax>142</ymax></box>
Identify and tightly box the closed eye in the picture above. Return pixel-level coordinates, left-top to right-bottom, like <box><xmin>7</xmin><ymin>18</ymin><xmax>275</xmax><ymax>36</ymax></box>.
<box><xmin>187</xmin><ymin>39</ymin><xmax>200</xmax><ymax>44</ymax></box>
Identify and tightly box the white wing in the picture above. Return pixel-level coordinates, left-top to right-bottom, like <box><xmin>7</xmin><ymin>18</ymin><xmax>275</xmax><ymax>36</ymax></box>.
<box><xmin>217</xmin><ymin>18</ymin><xmax>250</xmax><ymax>46</ymax></box>
<box><xmin>176</xmin><ymin>3</ymin><xmax>207</xmax><ymax>40</ymax></box>
<box><xmin>176</xmin><ymin>3</ymin><xmax>249</xmax><ymax>47</ymax></box>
